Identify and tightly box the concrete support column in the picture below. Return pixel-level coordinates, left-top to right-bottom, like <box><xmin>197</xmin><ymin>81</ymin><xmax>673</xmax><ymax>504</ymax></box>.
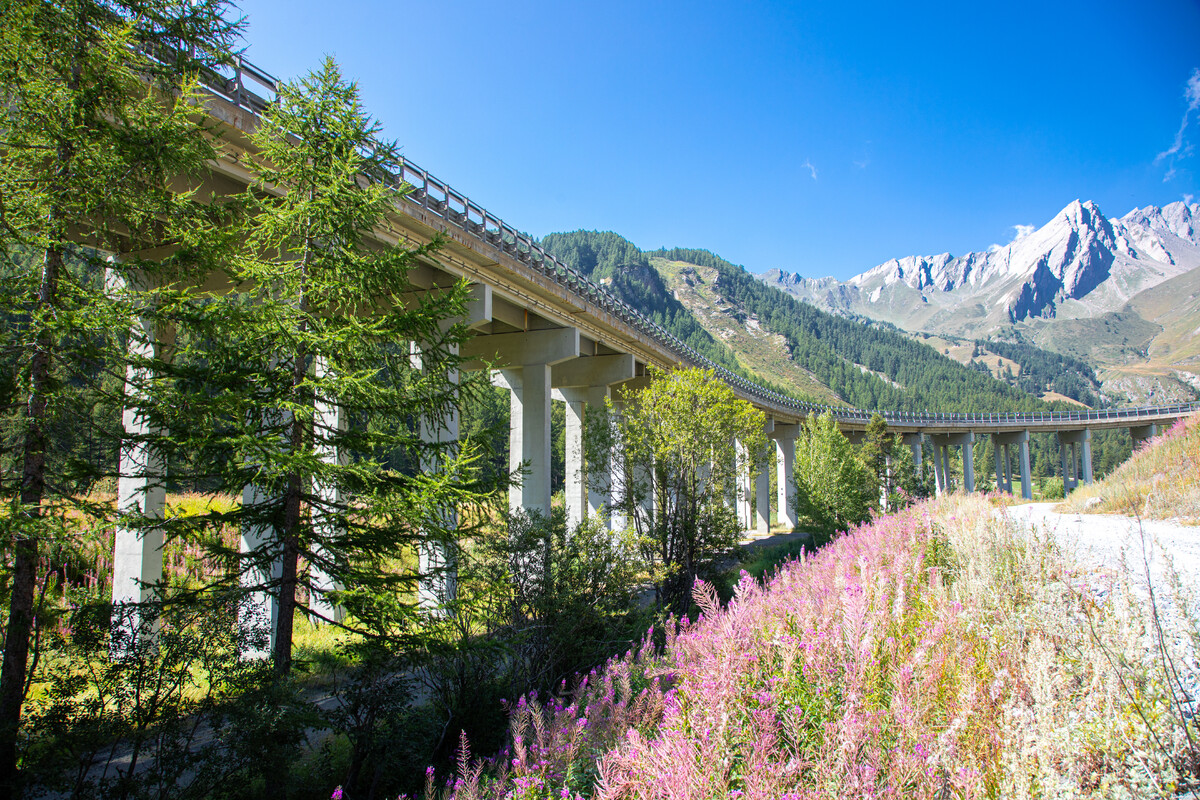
<box><xmin>735</xmin><ymin>439</ymin><xmax>752</xmax><ymax>530</ymax></box>
<box><xmin>930</xmin><ymin>432</ymin><xmax>975</xmax><ymax>493</ymax></box>
<box><xmin>504</xmin><ymin>364</ymin><xmax>553</xmax><ymax>514</ymax></box>
<box><xmin>585</xmin><ymin>386</ymin><xmax>611</xmax><ymax>525</ymax></box>
<box><xmin>993</xmin><ymin>430</ymin><xmax>1031</xmax><ymax>499</ymax></box>
<box><xmin>310</xmin><ymin>357</ymin><xmax>347</xmax><ymax>622</ymax></box>
<box><xmin>1059</xmin><ymin>429</ymin><xmax>1093</xmax><ymax>490</ymax></box>
<box><xmin>902</xmin><ymin>432</ymin><xmax>923</xmax><ymax>472</ymax></box>
<box><xmin>1130</xmin><ymin>423</ymin><xmax>1158</xmax><ymax>449</ymax></box>
<box><xmin>931</xmin><ymin>442</ymin><xmax>945</xmax><ymax>497</ymax></box>
<box><xmin>550</xmin><ymin>354</ymin><xmax>635</xmax><ymax>530</ymax></box>
<box><xmin>993</xmin><ymin>437</ymin><xmax>1006</xmax><ymax>494</ymax></box>
<box><xmin>413</xmin><ymin>342</ymin><xmax>461</xmax><ymax>612</ymax></box>
<box><xmin>754</xmin><ymin>460</ymin><xmax>771</xmax><ymax>536</ymax></box>
<box><xmin>559</xmin><ymin>389</ymin><xmax>588</xmax><ymax>530</ymax></box>
<box><xmin>464</xmin><ymin>328</ymin><xmax>579</xmax><ymax>516</ymax></box>
<box><xmin>111</xmin><ymin>304</ymin><xmax>167</xmax><ymax>624</ymax></box>
<box><xmin>774</xmin><ymin>425</ymin><xmax>798</xmax><ymax>531</ymax></box>
<box><xmin>1018</xmin><ymin>435</ymin><xmax>1032</xmax><ymax>500</ymax></box>
<box><xmin>961</xmin><ymin>436</ymin><xmax>975</xmax><ymax>493</ymax></box>
<box><xmin>609</xmin><ymin>400</ymin><xmax>628</xmax><ymax>532</ymax></box>
<box><xmin>241</xmin><ymin>474</ymin><xmax>283</xmax><ymax>657</ymax></box>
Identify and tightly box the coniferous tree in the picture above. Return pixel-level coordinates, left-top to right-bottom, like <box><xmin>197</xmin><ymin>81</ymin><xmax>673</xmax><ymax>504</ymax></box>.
<box><xmin>157</xmin><ymin>58</ymin><xmax>493</xmax><ymax>675</ymax></box>
<box><xmin>0</xmin><ymin>1</ymin><xmax>239</xmax><ymax>789</ymax></box>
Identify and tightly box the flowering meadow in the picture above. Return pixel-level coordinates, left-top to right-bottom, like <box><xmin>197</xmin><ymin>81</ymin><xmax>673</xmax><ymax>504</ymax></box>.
<box><xmin>426</xmin><ymin>495</ymin><xmax>1198</xmax><ymax>799</ymax></box>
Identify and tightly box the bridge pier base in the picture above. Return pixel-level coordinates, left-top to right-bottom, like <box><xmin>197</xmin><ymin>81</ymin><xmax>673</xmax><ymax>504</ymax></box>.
<box><xmin>772</xmin><ymin>424</ymin><xmax>799</xmax><ymax>531</ymax></box>
<box><xmin>930</xmin><ymin>431</ymin><xmax>975</xmax><ymax>493</ymax></box>
<box><xmin>1058</xmin><ymin>429</ymin><xmax>1093</xmax><ymax>493</ymax></box>
<box><xmin>993</xmin><ymin>430</ymin><xmax>1032</xmax><ymax>500</ymax></box>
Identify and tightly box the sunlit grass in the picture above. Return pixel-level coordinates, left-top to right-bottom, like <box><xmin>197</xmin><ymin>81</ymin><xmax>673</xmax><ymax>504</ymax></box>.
<box><xmin>1060</xmin><ymin>413</ymin><xmax>1200</xmax><ymax>522</ymax></box>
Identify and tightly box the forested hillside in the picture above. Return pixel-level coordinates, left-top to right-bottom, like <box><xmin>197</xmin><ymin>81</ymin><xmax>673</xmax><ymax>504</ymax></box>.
<box><xmin>647</xmin><ymin>246</ymin><xmax>1048</xmax><ymax>413</ymax></box>
<box><xmin>537</xmin><ymin>234</ymin><xmax>1138</xmax><ymax>478</ymax></box>
<box><xmin>974</xmin><ymin>337</ymin><xmax>1104</xmax><ymax>407</ymax></box>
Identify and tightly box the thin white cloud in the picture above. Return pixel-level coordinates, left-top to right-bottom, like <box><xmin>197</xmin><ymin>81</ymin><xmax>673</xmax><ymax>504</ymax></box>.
<box><xmin>800</xmin><ymin>159</ymin><xmax>818</xmax><ymax>180</ymax></box>
<box><xmin>853</xmin><ymin>158</ymin><xmax>870</xmax><ymax>169</ymax></box>
<box><xmin>988</xmin><ymin>223</ymin><xmax>1036</xmax><ymax>253</ymax></box>
<box><xmin>1185</xmin><ymin>193</ymin><xmax>1195</xmax><ymax>206</ymax></box>
<box><xmin>1156</xmin><ymin>67</ymin><xmax>1200</xmax><ymax>182</ymax></box>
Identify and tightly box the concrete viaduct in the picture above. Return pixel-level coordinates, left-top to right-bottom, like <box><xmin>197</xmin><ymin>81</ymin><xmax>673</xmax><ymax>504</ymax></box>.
<box><xmin>109</xmin><ymin>57</ymin><xmax>1199</xmax><ymax>633</ymax></box>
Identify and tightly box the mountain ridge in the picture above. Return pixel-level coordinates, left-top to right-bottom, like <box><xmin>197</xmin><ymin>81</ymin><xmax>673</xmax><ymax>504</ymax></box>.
<box><xmin>760</xmin><ymin>199</ymin><xmax>1200</xmax><ymax>403</ymax></box>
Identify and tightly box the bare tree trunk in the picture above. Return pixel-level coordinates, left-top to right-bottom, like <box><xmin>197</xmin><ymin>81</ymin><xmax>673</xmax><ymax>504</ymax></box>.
<box><xmin>0</xmin><ymin>242</ymin><xmax>62</xmax><ymax>793</ymax></box>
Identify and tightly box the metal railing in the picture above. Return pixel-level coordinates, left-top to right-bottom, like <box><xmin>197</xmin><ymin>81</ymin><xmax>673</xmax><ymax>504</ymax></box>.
<box><xmin>198</xmin><ymin>58</ymin><xmax>1200</xmax><ymax>431</ymax></box>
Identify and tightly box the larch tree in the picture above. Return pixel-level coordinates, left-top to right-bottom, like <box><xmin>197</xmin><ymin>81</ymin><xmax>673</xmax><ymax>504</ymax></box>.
<box><xmin>158</xmin><ymin>57</ymin><xmax>490</xmax><ymax>675</ymax></box>
<box><xmin>0</xmin><ymin>0</ymin><xmax>239</xmax><ymax>790</ymax></box>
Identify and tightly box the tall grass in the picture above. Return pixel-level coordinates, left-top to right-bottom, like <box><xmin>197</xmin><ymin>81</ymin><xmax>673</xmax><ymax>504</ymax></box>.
<box><xmin>1061</xmin><ymin>413</ymin><xmax>1200</xmax><ymax>522</ymax></box>
<box><xmin>428</xmin><ymin>495</ymin><xmax>1197</xmax><ymax>799</ymax></box>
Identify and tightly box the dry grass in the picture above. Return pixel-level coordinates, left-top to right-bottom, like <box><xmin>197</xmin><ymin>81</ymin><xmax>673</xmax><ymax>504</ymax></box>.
<box><xmin>1060</xmin><ymin>413</ymin><xmax>1200</xmax><ymax>522</ymax></box>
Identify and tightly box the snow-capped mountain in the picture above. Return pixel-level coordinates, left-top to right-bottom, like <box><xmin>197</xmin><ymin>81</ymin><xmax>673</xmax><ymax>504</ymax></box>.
<box><xmin>762</xmin><ymin>200</ymin><xmax>1200</xmax><ymax>334</ymax></box>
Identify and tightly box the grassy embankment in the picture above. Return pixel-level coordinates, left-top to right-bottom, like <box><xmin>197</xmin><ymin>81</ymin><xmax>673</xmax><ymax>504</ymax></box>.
<box><xmin>1060</xmin><ymin>413</ymin><xmax>1200</xmax><ymax>523</ymax></box>
<box><xmin>427</xmin><ymin>447</ymin><xmax>1200</xmax><ymax>797</ymax></box>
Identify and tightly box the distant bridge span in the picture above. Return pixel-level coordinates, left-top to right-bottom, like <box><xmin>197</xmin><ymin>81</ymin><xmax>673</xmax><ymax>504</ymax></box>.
<box><xmin>109</xmin><ymin>56</ymin><xmax>1197</xmax><ymax>627</ymax></box>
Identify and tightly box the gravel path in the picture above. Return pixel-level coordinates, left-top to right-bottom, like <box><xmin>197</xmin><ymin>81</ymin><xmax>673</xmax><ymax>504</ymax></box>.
<box><xmin>1006</xmin><ymin>503</ymin><xmax>1200</xmax><ymax>602</ymax></box>
<box><xmin>1006</xmin><ymin>503</ymin><xmax>1200</xmax><ymax>715</ymax></box>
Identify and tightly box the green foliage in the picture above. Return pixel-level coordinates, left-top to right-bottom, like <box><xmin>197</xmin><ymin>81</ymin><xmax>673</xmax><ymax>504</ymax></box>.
<box><xmin>142</xmin><ymin>57</ymin><xmax>500</xmax><ymax>674</ymax></box>
<box><xmin>22</xmin><ymin>594</ymin><xmax>314</xmax><ymax>800</ymax></box>
<box><xmin>793</xmin><ymin>412</ymin><xmax>875</xmax><ymax>532</ymax></box>
<box><xmin>594</xmin><ymin>368</ymin><xmax>767</xmax><ymax>609</ymax></box>
<box><xmin>978</xmin><ymin>337</ymin><xmax>1103</xmax><ymax>407</ymax></box>
<box><xmin>540</xmin><ymin>232</ymin><xmax>745</xmax><ymax>376</ymax></box>
<box><xmin>0</xmin><ymin>0</ymin><xmax>241</xmax><ymax>788</ymax></box>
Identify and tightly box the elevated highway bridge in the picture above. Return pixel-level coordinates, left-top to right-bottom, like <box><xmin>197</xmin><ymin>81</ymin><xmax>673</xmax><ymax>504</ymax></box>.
<box><xmin>109</xmin><ymin>56</ymin><xmax>1198</xmax><ymax>628</ymax></box>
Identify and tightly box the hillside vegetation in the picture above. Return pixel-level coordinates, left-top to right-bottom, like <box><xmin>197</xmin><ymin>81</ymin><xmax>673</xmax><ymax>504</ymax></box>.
<box><xmin>435</xmin><ymin>490</ymin><xmax>1198</xmax><ymax>798</ymax></box>
<box><xmin>1061</xmin><ymin>413</ymin><xmax>1200</xmax><ymax>522</ymax></box>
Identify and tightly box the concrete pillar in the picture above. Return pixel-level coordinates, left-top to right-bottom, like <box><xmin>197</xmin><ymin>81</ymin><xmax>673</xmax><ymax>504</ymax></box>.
<box><xmin>411</xmin><ymin>343</ymin><xmax>461</xmax><ymax>612</ymax></box>
<box><xmin>1018</xmin><ymin>436</ymin><xmax>1032</xmax><ymax>499</ymax></box>
<box><xmin>585</xmin><ymin>386</ymin><xmax>611</xmax><ymax>525</ymax></box>
<box><xmin>504</xmin><ymin>364</ymin><xmax>552</xmax><ymax>513</ymax></box>
<box><xmin>902</xmin><ymin>432</ymin><xmax>923</xmax><ymax>472</ymax></box>
<box><xmin>310</xmin><ymin>357</ymin><xmax>347</xmax><ymax>622</ymax></box>
<box><xmin>773</xmin><ymin>425</ymin><xmax>798</xmax><ymax>530</ymax></box>
<box><xmin>736</xmin><ymin>439</ymin><xmax>752</xmax><ymax>530</ymax></box>
<box><xmin>930</xmin><ymin>432</ymin><xmax>975</xmax><ymax>493</ymax></box>
<box><xmin>754</xmin><ymin>459</ymin><xmax>771</xmax><ymax>536</ymax></box>
<box><xmin>466</xmin><ymin>328</ymin><xmax>578</xmax><ymax>516</ymax></box>
<box><xmin>961</xmin><ymin>436</ymin><xmax>975</xmax><ymax>494</ymax></box>
<box><xmin>931</xmin><ymin>441</ymin><xmax>945</xmax><ymax>497</ymax></box>
<box><xmin>609</xmin><ymin>400</ymin><xmax>628</xmax><ymax>532</ymax></box>
<box><xmin>993</xmin><ymin>436</ymin><xmax>1006</xmax><ymax>494</ymax></box>
<box><xmin>111</xmin><ymin>304</ymin><xmax>167</xmax><ymax>624</ymax></box>
<box><xmin>993</xmin><ymin>430</ymin><xmax>1031</xmax><ymax>499</ymax></box>
<box><xmin>241</xmin><ymin>477</ymin><xmax>282</xmax><ymax>656</ymax></box>
<box><xmin>1059</xmin><ymin>429</ymin><xmax>1093</xmax><ymax>490</ymax></box>
<box><xmin>559</xmin><ymin>389</ymin><xmax>588</xmax><ymax>529</ymax></box>
<box><xmin>551</xmin><ymin>354</ymin><xmax>636</xmax><ymax>530</ymax></box>
<box><xmin>1130</xmin><ymin>423</ymin><xmax>1158</xmax><ymax>449</ymax></box>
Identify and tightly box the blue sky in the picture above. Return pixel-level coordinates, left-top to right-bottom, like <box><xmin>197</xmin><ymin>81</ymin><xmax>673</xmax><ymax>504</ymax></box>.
<box><xmin>235</xmin><ymin>0</ymin><xmax>1200</xmax><ymax>281</ymax></box>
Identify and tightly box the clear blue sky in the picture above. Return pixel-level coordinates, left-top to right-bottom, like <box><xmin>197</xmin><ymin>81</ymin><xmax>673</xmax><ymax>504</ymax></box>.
<box><xmin>235</xmin><ymin>0</ymin><xmax>1200</xmax><ymax>281</ymax></box>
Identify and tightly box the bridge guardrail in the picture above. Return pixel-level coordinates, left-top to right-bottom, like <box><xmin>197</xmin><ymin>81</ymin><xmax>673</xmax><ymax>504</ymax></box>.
<box><xmin>197</xmin><ymin>58</ymin><xmax>1200</xmax><ymax>431</ymax></box>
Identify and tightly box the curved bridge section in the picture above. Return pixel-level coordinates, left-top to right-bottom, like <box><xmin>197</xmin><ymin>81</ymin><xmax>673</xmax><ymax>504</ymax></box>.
<box><xmin>107</xmin><ymin>55</ymin><xmax>1199</xmax><ymax>635</ymax></box>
